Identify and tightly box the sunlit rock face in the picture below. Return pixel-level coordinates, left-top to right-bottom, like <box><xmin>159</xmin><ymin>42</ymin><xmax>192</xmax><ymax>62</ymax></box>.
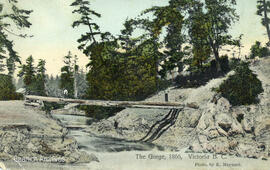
<box><xmin>86</xmin><ymin>57</ymin><xmax>270</xmax><ymax>159</ymax></box>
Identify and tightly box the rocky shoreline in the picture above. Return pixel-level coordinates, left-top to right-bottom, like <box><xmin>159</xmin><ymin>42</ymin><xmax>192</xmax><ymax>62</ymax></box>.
<box><xmin>0</xmin><ymin>101</ymin><xmax>98</xmax><ymax>164</ymax></box>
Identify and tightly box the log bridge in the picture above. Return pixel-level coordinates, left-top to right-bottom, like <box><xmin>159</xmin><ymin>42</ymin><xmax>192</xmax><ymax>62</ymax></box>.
<box><xmin>24</xmin><ymin>95</ymin><xmax>185</xmax><ymax>142</ymax></box>
<box><xmin>24</xmin><ymin>95</ymin><xmax>184</xmax><ymax>110</ymax></box>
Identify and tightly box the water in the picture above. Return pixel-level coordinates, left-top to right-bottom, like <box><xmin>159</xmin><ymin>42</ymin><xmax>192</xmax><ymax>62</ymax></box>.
<box><xmin>52</xmin><ymin>114</ymin><xmax>164</xmax><ymax>153</ymax></box>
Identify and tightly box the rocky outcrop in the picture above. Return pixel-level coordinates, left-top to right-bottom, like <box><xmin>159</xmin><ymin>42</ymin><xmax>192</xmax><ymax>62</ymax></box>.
<box><xmin>0</xmin><ymin>104</ymin><xmax>98</xmax><ymax>164</ymax></box>
<box><xmin>191</xmin><ymin>96</ymin><xmax>270</xmax><ymax>159</ymax></box>
<box><xmin>190</xmin><ymin>55</ymin><xmax>270</xmax><ymax>158</ymax></box>
<box><xmin>86</xmin><ymin>57</ymin><xmax>270</xmax><ymax>159</ymax></box>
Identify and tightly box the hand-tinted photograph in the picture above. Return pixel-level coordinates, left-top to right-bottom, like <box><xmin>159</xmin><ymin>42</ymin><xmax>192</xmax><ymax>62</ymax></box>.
<box><xmin>0</xmin><ymin>0</ymin><xmax>269</xmax><ymax>169</ymax></box>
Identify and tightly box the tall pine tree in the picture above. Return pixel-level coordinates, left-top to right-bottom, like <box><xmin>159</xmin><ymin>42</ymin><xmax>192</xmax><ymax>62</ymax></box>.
<box><xmin>35</xmin><ymin>59</ymin><xmax>47</xmax><ymax>96</ymax></box>
<box><xmin>0</xmin><ymin>1</ymin><xmax>32</xmax><ymax>76</ymax></box>
<box><xmin>257</xmin><ymin>0</ymin><xmax>270</xmax><ymax>45</ymax></box>
<box><xmin>18</xmin><ymin>55</ymin><xmax>35</xmax><ymax>86</ymax></box>
<box><xmin>71</xmin><ymin>0</ymin><xmax>102</xmax><ymax>55</ymax></box>
<box><xmin>59</xmin><ymin>51</ymin><xmax>78</xmax><ymax>98</ymax></box>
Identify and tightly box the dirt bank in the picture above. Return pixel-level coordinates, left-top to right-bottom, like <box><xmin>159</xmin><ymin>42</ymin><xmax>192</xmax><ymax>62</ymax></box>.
<box><xmin>0</xmin><ymin>101</ymin><xmax>98</xmax><ymax>164</ymax></box>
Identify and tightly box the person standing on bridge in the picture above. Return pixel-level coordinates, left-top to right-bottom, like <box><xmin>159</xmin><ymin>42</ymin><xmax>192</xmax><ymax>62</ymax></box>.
<box><xmin>63</xmin><ymin>89</ymin><xmax>68</xmax><ymax>98</ymax></box>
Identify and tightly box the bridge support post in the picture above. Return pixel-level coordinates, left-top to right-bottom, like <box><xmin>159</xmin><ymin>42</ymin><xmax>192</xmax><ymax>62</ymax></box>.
<box><xmin>165</xmin><ymin>93</ymin><xmax>168</xmax><ymax>102</ymax></box>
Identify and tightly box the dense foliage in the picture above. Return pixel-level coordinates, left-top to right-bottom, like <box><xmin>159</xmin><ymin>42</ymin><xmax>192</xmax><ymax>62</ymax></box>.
<box><xmin>0</xmin><ymin>0</ymin><xmax>32</xmax><ymax>76</ymax></box>
<box><xmin>0</xmin><ymin>74</ymin><xmax>22</xmax><ymax>100</ymax></box>
<box><xmin>85</xmin><ymin>40</ymin><xmax>159</xmax><ymax>101</ymax></box>
<box><xmin>217</xmin><ymin>62</ymin><xmax>264</xmax><ymax>106</ymax></box>
<box><xmin>59</xmin><ymin>51</ymin><xmax>79</xmax><ymax>98</ymax></box>
<box><xmin>0</xmin><ymin>1</ymin><xmax>32</xmax><ymax>100</ymax></box>
<box><xmin>71</xmin><ymin>0</ymin><xmax>160</xmax><ymax>101</ymax></box>
<box><xmin>68</xmin><ymin>0</ymin><xmax>244</xmax><ymax>118</ymax></box>
<box><xmin>249</xmin><ymin>41</ymin><xmax>269</xmax><ymax>58</ymax></box>
<box><xmin>18</xmin><ymin>56</ymin><xmax>47</xmax><ymax>96</ymax></box>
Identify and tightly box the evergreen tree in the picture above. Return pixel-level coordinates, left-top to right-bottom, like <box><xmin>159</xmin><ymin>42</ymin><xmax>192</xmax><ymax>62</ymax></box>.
<box><xmin>17</xmin><ymin>55</ymin><xmax>47</xmax><ymax>95</ymax></box>
<box><xmin>257</xmin><ymin>0</ymin><xmax>270</xmax><ymax>45</ymax></box>
<box><xmin>70</xmin><ymin>0</ymin><xmax>112</xmax><ymax>69</ymax></box>
<box><xmin>49</xmin><ymin>74</ymin><xmax>54</xmax><ymax>81</ymax></box>
<box><xmin>18</xmin><ymin>55</ymin><xmax>35</xmax><ymax>86</ymax></box>
<box><xmin>73</xmin><ymin>55</ymin><xmax>79</xmax><ymax>98</ymax></box>
<box><xmin>122</xmin><ymin>0</ymin><xmax>184</xmax><ymax>77</ymax></box>
<box><xmin>76</xmin><ymin>69</ymin><xmax>88</xmax><ymax>98</ymax></box>
<box><xmin>59</xmin><ymin>51</ymin><xmax>78</xmax><ymax>98</ymax></box>
<box><xmin>85</xmin><ymin>40</ymin><xmax>159</xmax><ymax>101</ymax></box>
<box><xmin>71</xmin><ymin>0</ymin><xmax>102</xmax><ymax>55</ymax></box>
<box><xmin>35</xmin><ymin>59</ymin><xmax>47</xmax><ymax>96</ymax></box>
<box><xmin>0</xmin><ymin>1</ymin><xmax>32</xmax><ymax>76</ymax></box>
<box><xmin>0</xmin><ymin>74</ymin><xmax>21</xmax><ymax>100</ymax></box>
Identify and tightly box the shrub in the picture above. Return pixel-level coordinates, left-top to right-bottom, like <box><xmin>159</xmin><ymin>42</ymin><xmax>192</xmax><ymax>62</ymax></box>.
<box><xmin>0</xmin><ymin>74</ymin><xmax>23</xmax><ymax>100</ymax></box>
<box><xmin>174</xmin><ymin>58</ymin><xmax>229</xmax><ymax>88</ymax></box>
<box><xmin>156</xmin><ymin>79</ymin><xmax>172</xmax><ymax>91</ymax></box>
<box><xmin>229</xmin><ymin>57</ymin><xmax>241</xmax><ymax>70</ymax></box>
<box><xmin>220</xmin><ymin>55</ymin><xmax>230</xmax><ymax>72</ymax></box>
<box><xmin>217</xmin><ymin>62</ymin><xmax>263</xmax><ymax>106</ymax></box>
<box><xmin>249</xmin><ymin>41</ymin><xmax>269</xmax><ymax>59</ymax></box>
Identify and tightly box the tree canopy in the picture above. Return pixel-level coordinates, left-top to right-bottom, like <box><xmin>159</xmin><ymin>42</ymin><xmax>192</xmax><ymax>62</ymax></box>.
<box><xmin>18</xmin><ymin>55</ymin><xmax>47</xmax><ymax>96</ymax></box>
<box><xmin>0</xmin><ymin>0</ymin><xmax>32</xmax><ymax>76</ymax></box>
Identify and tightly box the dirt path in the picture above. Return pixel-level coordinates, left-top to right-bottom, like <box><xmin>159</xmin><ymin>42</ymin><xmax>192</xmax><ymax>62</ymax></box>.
<box><xmin>0</xmin><ymin>101</ymin><xmax>45</xmax><ymax>126</ymax></box>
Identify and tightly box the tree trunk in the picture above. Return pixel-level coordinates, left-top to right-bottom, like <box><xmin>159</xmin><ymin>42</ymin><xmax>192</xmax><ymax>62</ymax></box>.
<box><xmin>209</xmin><ymin>37</ymin><xmax>222</xmax><ymax>72</ymax></box>
<box><xmin>213</xmin><ymin>49</ymin><xmax>221</xmax><ymax>72</ymax></box>
<box><xmin>73</xmin><ymin>59</ymin><xmax>78</xmax><ymax>99</ymax></box>
<box><xmin>44</xmin><ymin>78</ymin><xmax>48</xmax><ymax>96</ymax></box>
<box><xmin>263</xmin><ymin>0</ymin><xmax>270</xmax><ymax>45</ymax></box>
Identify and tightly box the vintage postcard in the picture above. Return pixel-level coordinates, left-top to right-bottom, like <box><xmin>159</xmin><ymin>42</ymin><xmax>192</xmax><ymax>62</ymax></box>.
<box><xmin>0</xmin><ymin>0</ymin><xmax>269</xmax><ymax>169</ymax></box>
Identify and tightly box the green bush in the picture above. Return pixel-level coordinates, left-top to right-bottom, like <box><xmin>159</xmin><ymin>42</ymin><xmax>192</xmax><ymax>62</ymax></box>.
<box><xmin>217</xmin><ymin>62</ymin><xmax>263</xmax><ymax>106</ymax></box>
<box><xmin>0</xmin><ymin>74</ymin><xmax>23</xmax><ymax>100</ymax></box>
<box><xmin>228</xmin><ymin>57</ymin><xmax>241</xmax><ymax>70</ymax></box>
<box><xmin>249</xmin><ymin>41</ymin><xmax>269</xmax><ymax>59</ymax></box>
<box><xmin>220</xmin><ymin>55</ymin><xmax>230</xmax><ymax>72</ymax></box>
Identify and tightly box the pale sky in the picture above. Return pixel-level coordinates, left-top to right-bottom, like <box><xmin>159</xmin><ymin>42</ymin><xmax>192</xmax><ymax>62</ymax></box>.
<box><xmin>4</xmin><ymin>0</ymin><xmax>267</xmax><ymax>76</ymax></box>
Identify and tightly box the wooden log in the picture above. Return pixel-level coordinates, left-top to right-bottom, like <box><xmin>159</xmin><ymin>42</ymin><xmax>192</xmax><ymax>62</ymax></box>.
<box><xmin>25</xmin><ymin>95</ymin><xmax>184</xmax><ymax>109</ymax></box>
<box><xmin>24</xmin><ymin>102</ymin><xmax>42</xmax><ymax>107</ymax></box>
